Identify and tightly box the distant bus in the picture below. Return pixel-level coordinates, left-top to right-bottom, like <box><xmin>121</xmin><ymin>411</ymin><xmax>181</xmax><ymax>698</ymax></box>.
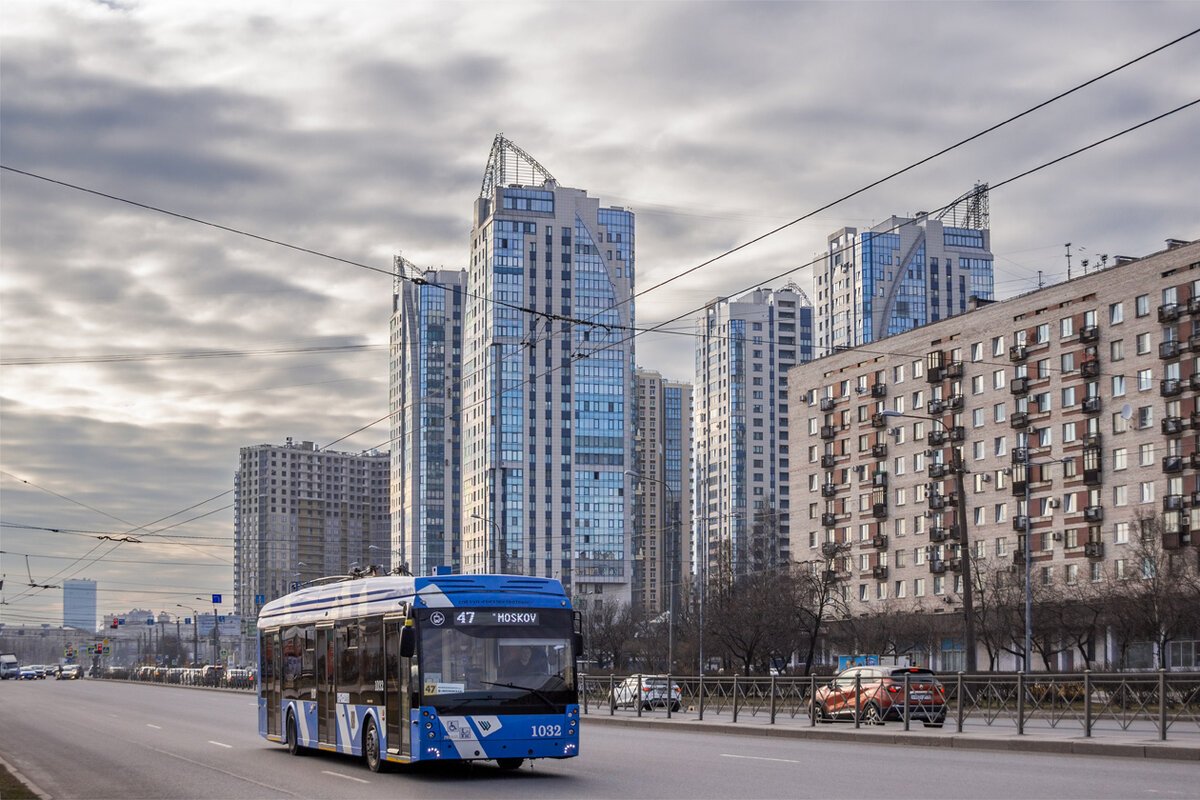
<box><xmin>256</xmin><ymin>573</ymin><xmax>582</xmax><ymax>771</ymax></box>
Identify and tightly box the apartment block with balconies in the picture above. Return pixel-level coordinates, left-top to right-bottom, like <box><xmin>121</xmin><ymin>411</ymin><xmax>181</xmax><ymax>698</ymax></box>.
<box><xmin>789</xmin><ymin>238</ymin><xmax>1200</xmax><ymax>671</ymax></box>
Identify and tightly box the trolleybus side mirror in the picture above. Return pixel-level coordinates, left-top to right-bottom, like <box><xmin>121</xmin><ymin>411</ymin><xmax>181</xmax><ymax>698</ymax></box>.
<box><xmin>399</xmin><ymin>625</ymin><xmax>416</xmax><ymax>658</ymax></box>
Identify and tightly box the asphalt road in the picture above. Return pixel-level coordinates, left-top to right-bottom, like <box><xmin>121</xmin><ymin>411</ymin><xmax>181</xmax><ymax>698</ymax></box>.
<box><xmin>1</xmin><ymin>679</ymin><xmax>1195</xmax><ymax>800</ymax></box>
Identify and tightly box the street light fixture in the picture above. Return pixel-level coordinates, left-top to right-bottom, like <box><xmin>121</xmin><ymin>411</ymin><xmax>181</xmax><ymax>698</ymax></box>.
<box><xmin>625</xmin><ymin>469</ymin><xmax>679</xmax><ymax>673</ymax></box>
<box><xmin>882</xmin><ymin>409</ymin><xmax>977</xmax><ymax>672</ymax></box>
<box><xmin>471</xmin><ymin>513</ymin><xmax>500</xmax><ymax>573</ymax></box>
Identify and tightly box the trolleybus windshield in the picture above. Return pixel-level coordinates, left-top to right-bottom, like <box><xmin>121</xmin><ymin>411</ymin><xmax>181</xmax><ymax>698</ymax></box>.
<box><xmin>417</xmin><ymin>607</ymin><xmax>576</xmax><ymax>714</ymax></box>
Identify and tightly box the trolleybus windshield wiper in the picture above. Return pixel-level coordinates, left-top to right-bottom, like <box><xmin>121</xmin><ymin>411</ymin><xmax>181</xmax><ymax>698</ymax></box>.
<box><xmin>479</xmin><ymin>680</ymin><xmax>557</xmax><ymax>710</ymax></box>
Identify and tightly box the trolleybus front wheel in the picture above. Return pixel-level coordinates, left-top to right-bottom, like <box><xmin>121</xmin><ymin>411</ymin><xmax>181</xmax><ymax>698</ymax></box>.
<box><xmin>497</xmin><ymin>758</ymin><xmax>525</xmax><ymax>770</ymax></box>
<box><xmin>286</xmin><ymin>712</ymin><xmax>305</xmax><ymax>756</ymax></box>
<box><xmin>363</xmin><ymin>718</ymin><xmax>387</xmax><ymax>773</ymax></box>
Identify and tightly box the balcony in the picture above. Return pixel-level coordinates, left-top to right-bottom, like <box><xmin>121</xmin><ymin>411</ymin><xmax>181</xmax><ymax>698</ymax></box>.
<box><xmin>820</xmin><ymin>396</ymin><xmax>837</xmax><ymax>411</ymax></box>
<box><xmin>1083</xmin><ymin>505</ymin><xmax>1104</xmax><ymax>522</ymax></box>
<box><xmin>1084</xmin><ymin>541</ymin><xmax>1105</xmax><ymax>558</ymax></box>
<box><xmin>1192</xmin><ymin>489</ymin><xmax>1200</xmax><ymax>507</ymax></box>
<box><xmin>872</xmin><ymin>472</ymin><xmax>888</xmax><ymax>488</ymax></box>
<box><xmin>872</xmin><ymin>503</ymin><xmax>889</xmax><ymax>519</ymax></box>
<box><xmin>870</xmin><ymin>413</ymin><xmax>888</xmax><ymax>429</ymax></box>
<box><xmin>1078</xmin><ymin>325</ymin><xmax>1099</xmax><ymax>344</ymax></box>
<box><xmin>928</xmin><ymin>494</ymin><xmax>947</xmax><ymax>510</ymax></box>
<box><xmin>871</xmin><ymin>534</ymin><xmax>888</xmax><ymax>549</ymax></box>
<box><xmin>820</xmin><ymin>425</ymin><xmax>837</xmax><ymax>440</ymax></box>
<box><xmin>1013</xmin><ymin>515</ymin><xmax>1030</xmax><ymax>531</ymax></box>
<box><xmin>1012</xmin><ymin>551</ymin><xmax>1026</xmax><ymax>566</ymax></box>
<box><xmin>821</xmin><ymin>542</ymin><xmax>842</xmax><ymax>558</ymax></box>
<box><xmin>822</xmin><ymin>569</ymin><xmax>840</xmax><ymax>583</ymax></box>
<box><xmin>1190</xmin><ymin>295</ymin><xmax>1200</xmax><ymax>315</ymax></box>
<box><xmin>1190</xmin><ymin>451</ymin><xmax>1200</xmax><ymax>470</ymax></box>
<box><xmin>945</xmin><ymin>362</ymin><xmax>964</xmax><ymax>379</ymax></box>
<box><xmin>1082</xmin><ymin>396</ymin><xmax>1102</xmax><ymax>414</ymax></box>
<box><xmin>871</xmin><ymin>443</ymin><xmax>888</xmax><ymax>459</ymax></box>
<box><xmin>1009</xmin><ymin>345</ymin><xmax>1028</xmax><ymax>362</ymax></box>
<box><xmin>948</xmin><ymin>557</ymin><xmax>963</xmax><ymax>573</ymax></box>
<box><xmin>1159</xmin><ymin>303</ymin><xmax>1181</xmax><ymax>322</ymax></box>
<box><xmin>928</xmin><ymin>463</ymin><xmax>948</xmax><ymax>479</ymax></box>
<box><xmin>930</xmin><ymin>527</ymin><xmax>948</xmax><ymax>543</ymax></box>
<box><xmin>871</xmin><ymin>383</ymin><xmax>888</xmax><ymax>398</ymax></box>
<box><xmin>928</xmin><ymin>560</ymin><xmax>947</xmax><ymax>574</ymax></box>
<box><xmin>1080</xmin><ymin>359</ymin><xmax>1100</xmax><ymax>378</ymax></box>
<box><xmin>948</xmin><ymin>394</ymin><xmax>964</xmax><ymax>410</ymax></box>
<box><xmin>1161</xmin><ymin>378</ymin><xmax>1183</xmax><ymax>397</ymax></box>
<box><xmin>821</xmin><ymin>483</ymin><xmax>839</xmax><ymax>498</ymax></box>
<box><xmin>948</xmin><ymin>525</ymin><xmax>963</xmax><ymax>540</ymax></box>
<box><xmin>1163</xmin><ymin>454</ymin><xmax>1184</xmax><ymax>473</ymax></box>
<box><xmin>1011</xmin><ymin>376</ymin><xmax>1030</xmax><ymax>395</ymax></box>
<box><xmin>872</xmin><ymin>565</ymin><xmax>889</xmax><ymax>580</ymax></box>
<box><xmin>1163</xmin><ymin>416</ymin><xmax>1185</xmax><ymax>435</ymax></box>
<box><xmin>1191</xmin><ymin>331</ymin><xmax>1200</xmax><ymax>352</ymax></box>
<box><xmin>1164</xmin><ymin>494</ymin><xmax>1185</xmax><ymax>511</ymax></box>
<box><xmin>1163</xmin><ymin>532</ymin><xmax>1184</xmax><ymax>550</ymax></box>
<box><xmin>928</xmin><ymin>399</ymin><xmax>947</xmax><ymax>415</ymax></box>
<box><xmin>927</xmin><ymin>366</ymin><xmax>945</xmax><ymax>384</ymax></box>
<box><xmin>1160</xmin><ymin>340</ymin><xmax>1183</xmax><ymax>360</ymax></box>
<box><xmin>821</xmin><ymin>453</ymin><xmax>838</xmax><ymax>468</ymax></box>
<box><xmin>949</xmin><ymin>425</ymin><xmax>966</xmax><ymax>442</ymax></box>
<box><xmin>1190</xmin><ymin>372</ymin><xmax>1200</xmax><ymax>392</ymax></box>
<box><xmin>928</xmin><ymin>430</ymin><xmax>948</xmax><ymax>446</ymax></box>
<box><xmin>1083</xmin><ymin>465</ymin><xmax>1103</xmax><ymax>485</ymax></box>
<box><xmin>1011</xmin><ymin>411</ymin><xmax>1030</xmax><ymax>429</ymax></box>
<box><xmin>821</xmin><ymin>513</ymin><xmax>837</xmax><ymax>528</ymax></box>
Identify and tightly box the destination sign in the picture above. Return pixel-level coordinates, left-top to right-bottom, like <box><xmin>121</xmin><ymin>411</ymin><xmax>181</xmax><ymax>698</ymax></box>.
<box><xmin>448</xmin><ymin>610</ymin><xmax>539</xmax><ymax>626</ymax></box>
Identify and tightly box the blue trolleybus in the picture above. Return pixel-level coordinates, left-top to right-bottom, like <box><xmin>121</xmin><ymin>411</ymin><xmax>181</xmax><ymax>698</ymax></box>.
<box><xmin>257</xmin><ymin>573</ymin><xmax>582</xmax><ymax>771</ymax></box>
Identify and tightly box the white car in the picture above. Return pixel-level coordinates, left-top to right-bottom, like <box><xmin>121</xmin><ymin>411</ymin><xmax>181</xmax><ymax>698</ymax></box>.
<box><xmin>608</xmin><ymin>675</ymin><xmax>682</xmax><ymax>711</ymax></box>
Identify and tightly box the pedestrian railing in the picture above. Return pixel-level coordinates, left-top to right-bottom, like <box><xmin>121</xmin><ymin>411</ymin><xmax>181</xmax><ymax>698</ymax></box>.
<box><xmin>581</xmin><ymin>670</ymin><xmax>1200</xmax><ymax>742</ymax></box>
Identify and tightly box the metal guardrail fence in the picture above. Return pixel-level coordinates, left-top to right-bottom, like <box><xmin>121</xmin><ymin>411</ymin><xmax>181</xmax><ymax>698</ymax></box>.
<box><xmin>581</xmin><ymin>671</ymin><xmax>1200</xmax><ymax>742</ymax></box>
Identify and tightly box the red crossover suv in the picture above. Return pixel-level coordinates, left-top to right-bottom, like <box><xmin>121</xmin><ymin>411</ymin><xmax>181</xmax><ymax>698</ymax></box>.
<box><xmin>810</xmin><ymin>666</ymin><xmax>946</xmax><ymax>727</ymax></box>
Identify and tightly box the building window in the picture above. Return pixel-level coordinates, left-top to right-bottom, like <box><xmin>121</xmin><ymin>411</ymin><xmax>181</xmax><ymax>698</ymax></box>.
<box><xmin>1135</xmin><ymin>295</ymin><xmax>1149</xmax><ymax>317</ymax></box>
<box><xmin>1109</xmin><ymin>302</ymin><xmax>1124</xmax><ymax>324</ymax></box>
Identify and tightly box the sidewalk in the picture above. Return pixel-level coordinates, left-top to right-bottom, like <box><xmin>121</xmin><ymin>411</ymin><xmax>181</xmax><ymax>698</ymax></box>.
<box><xmin>580</xmin><ymin>707</ymin><xmax>1200</xmax><ymax>761</ymax></box>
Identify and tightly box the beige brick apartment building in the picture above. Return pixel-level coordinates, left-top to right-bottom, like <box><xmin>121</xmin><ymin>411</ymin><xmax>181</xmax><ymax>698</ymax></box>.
<box><xmin>789</xmin><ymin>238</ymin><xmax>1199</xmax><ymax>671</ymax></box>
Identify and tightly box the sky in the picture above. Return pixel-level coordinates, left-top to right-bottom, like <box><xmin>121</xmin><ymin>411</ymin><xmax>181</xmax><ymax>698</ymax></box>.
<box><xmin>2</xmin><ymin>0</ymin><xmax>1198</xmax><ymax>631</ymax></box>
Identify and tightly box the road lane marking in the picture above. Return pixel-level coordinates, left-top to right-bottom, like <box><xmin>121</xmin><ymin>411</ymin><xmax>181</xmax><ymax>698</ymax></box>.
<box><xmin>147</xmin><ymin>724</ymin><xmax>162</xmax><ymax>729</ymax></box>
<box><xmin>721</xmin><ymin>753</ymin><xmax>804</xmax><ymax>765</ymax></box>
<box><xmin>208</xmin><ymin>740</ymin><xmax>233</xmax><ymax>748</ymax></box>
<box><xmin>322</xmin><ymin>771</ymin><xmax>369</xmax><ymax>784</ymax></box>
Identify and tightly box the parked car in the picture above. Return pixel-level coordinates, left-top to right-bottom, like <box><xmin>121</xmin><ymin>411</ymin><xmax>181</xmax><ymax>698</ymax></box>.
<box><xmin>810</xmin><ymin>666</ymin><xmax>946</xmax><ymax>727</ymax></box>
<box><xmin>608</xmin><ymin>675</ymin><xmax>683</xmax><ymax>712</ymax></box>
<box><xmin>57</xmin><ymin>664</ymin><xmax>82</xmax><ymax>680</ymax></box>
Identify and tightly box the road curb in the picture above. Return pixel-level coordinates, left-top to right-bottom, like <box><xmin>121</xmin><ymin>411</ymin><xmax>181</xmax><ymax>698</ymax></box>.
<box><xmin>580</xmin><ymin>714</ymin><xmax>1200</xmax><ymax>761</ymax></box>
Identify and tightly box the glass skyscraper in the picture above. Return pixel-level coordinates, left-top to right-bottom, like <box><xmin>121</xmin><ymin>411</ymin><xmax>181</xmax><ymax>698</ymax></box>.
<box><xmin>462</xmin><ymin>138</ymin><xmax>635</xmax><ymax>607</ymax></box>
<box><xmin>815</xmin><ymin>188</ymin><xmax>994</xmax><ymax>354</ymax></box>
<box><xmin>63</xmin><ymin>578</ymin><xmax>96</xmax><ymax>632</ymax></box>
<box><xmin>694</xmin><ymin>285</ymin><xmax>812</xmax><ymax>588</ymax></box>
<box><xmin>390</xmin><ymin>267</ymin><xmax>467</xmax><ymax>575</ymax></box>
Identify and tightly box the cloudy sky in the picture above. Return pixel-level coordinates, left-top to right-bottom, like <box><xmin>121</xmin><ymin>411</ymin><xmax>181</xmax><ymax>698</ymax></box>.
<box><xmin>2</xmin><ymin>0</ymin><xmax>1197</xmax><ymax>630</ymax></box>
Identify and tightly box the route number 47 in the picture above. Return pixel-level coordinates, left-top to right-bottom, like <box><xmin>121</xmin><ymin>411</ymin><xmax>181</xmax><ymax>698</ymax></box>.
<box><xmin>456</xmin><ymin>612</ymin><xmax>476</xmax><ymax>624</ymax></box>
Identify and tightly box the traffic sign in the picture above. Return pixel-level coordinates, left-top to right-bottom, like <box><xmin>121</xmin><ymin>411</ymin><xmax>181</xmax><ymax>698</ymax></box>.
<box><xmin>211</xmin><ymin>593</ymin><xmax>222</xmax><ymax>604</ymax></box>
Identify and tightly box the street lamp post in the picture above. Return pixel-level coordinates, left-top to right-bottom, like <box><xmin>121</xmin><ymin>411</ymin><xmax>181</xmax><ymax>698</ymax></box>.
<box><xmin>883</xmin><ymin>410</ymin><xmax>977</xmax><ymax>672</ymax></box>
<box><xmin>1018</xmin><ymin>452</ymin><xmax>1073</xmax><ymax>671</ymax></box>
<box><xmin>177</xmin><ymin>604</ymin><xmax>200</xmax><ymax>665</ymax></box>
<box><xmin>471</xmin><ymin>513</ymin><xmax>501</xmax><ymax>573</ymax></box>
<box><xmin>625</xmin><ymin>470</ymin><xmax>678</xmax><ymax>672</ymax></box>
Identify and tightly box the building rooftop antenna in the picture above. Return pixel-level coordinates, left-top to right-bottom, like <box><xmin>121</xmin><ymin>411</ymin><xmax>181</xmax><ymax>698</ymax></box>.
<box><xmin>480</xmin><ymin>133</ymin><xmax>557</xmax><ymax>198</ymax></box>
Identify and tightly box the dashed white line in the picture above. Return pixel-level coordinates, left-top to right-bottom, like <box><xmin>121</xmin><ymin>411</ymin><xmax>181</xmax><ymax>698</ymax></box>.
<box><xmin>208</xmin><ymin>740</ymin><xmax>233</xmax><ymax>749</ymax></box>
<box><xmin>147</xmin><ymin>723</ymin><xmax>162</xmax><ymax>730</ymax></box>
<box><xmin>322</xmin><ymin>770</ymin><xmax>369</xmax><ymax>784</ymax></box>
<box><xmin>721</xmin><ymin>753</ymin><xmax>804</xmax><ymax>765</ymax></box>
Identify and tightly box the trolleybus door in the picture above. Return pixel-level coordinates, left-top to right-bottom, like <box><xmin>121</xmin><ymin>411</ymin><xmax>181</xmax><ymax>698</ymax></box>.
<box><xmin>384</xmin><ymin>618</ymin><xmax>406</xmax><ymax>756</ymax></box>
<box><xmin>316</xmin><ymin>624</ymin><xmax>334</xmax><ymax>745</ymax></box>
<box><xmin>264</xmin><ymin>630</ymin><xmax>281</xmax><ymax>737</ymax></box>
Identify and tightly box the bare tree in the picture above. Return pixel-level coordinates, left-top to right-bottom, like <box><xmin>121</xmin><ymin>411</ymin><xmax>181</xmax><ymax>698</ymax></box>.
<box><xmin>1103</xmin><ymin>512</ymin><xmax>1200</xmax><ymax>669</ymax></box>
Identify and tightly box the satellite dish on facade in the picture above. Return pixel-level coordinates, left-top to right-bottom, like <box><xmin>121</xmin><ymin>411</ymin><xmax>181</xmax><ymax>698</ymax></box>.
<box><xmin>1121</xmin><ymin>403</ymin><xmax>1133</xmax><ymax>420</ymax></box>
